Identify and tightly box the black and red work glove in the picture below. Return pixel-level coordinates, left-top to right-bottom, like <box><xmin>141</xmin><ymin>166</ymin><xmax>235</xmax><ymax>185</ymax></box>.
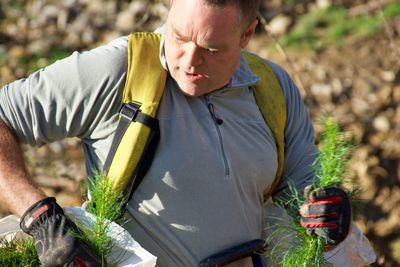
<box><xmin>20</xmin><ymin>197</ymin><xmax>103</xmax><ymax>267</ymax></box>
<box><xmin>299</xmin><ymin>185</ymin><xmax>351</xmax><ymax>245</ymax></box>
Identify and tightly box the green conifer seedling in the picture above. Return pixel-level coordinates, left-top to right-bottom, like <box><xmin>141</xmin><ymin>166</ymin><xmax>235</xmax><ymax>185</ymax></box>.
<box><xmin>0</xmin><ymin>173</ymin><xmax>126</xmax><ymax>267</ymax></box>
<box><xmin>267</xmin><ymin>117</ymin><xmax>355</xmax><ymax>267</ymax></box>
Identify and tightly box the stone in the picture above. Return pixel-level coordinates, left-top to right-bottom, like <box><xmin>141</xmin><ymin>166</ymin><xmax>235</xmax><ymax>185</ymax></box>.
<box><xmin>373</xmin><ymin>115</ymin><xmax>391</xmax><ymax>133</ymax></box>
<box><xmin>380</xmin><ymin>70</ymin><xmax>396</xmax><ymax>82</ymax></box>
<box><xmin>268</xmin><ymin>15</ymin><xmax>291</xmax><ymax>36</ymax></box>
<box><xmin>311</xmin><ymin>83</ymin><xmax>332</xmax><ymax>103</ymax></box>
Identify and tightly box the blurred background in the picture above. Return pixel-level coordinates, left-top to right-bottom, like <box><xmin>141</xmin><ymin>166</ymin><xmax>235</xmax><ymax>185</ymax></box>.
<box><xmin>0</xmin><ymin>0</ymin><xmax>399</xmax><ymax>265</ymax></box>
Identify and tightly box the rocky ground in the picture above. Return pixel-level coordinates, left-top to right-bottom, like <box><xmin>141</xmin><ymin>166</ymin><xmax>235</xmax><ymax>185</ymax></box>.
<box><xmin>0</xmin><ymin>0</ymin><xmax>399</xmax><ymax>266</ymax></box>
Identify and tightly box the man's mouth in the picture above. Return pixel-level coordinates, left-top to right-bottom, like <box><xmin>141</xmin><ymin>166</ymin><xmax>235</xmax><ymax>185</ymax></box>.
<box><xmin>182</xmin><ymin>70</ymin><xmax>205</xmax><ymax>81</ymax></box>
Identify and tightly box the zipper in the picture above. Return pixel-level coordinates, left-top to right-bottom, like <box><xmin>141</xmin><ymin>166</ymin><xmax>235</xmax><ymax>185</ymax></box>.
<box><xmin>207</xmin><ymin>102</ymin><xmax>224</xmax><ymax>125</ymax></box>
<box><xmin>204</xmin><ymin>96</ymin><xmax>230</xmax><ymax>177</ymax></box>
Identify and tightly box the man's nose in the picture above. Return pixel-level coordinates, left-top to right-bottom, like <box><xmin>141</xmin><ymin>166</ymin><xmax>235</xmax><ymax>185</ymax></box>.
<box><xmin>182</xmin><ymin>42</ymin><xmax>203</xmax><ymax>67</ymax></box>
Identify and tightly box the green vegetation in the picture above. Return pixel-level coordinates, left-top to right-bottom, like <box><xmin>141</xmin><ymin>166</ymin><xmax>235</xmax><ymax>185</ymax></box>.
<box><xmin>281</xmin><ymin>4</ymin><xmax>399</xmax><ymax>50</ymax></box>
<box><xmin>383</xmin><ymin>2</ymin><xmax>400</xmax><ymax>18</ymax></box>
<box><xmin>19</xmin><ymin>48</ymin><xmax>72</xmax><ymax>74</ymax></box>
<box><xmin>313</xmin><ymin>118</ymin><xmax>353</xmax><ymax>188</ymax></box>
<box><xmin>267</xmin><ymin>118</ymin><xmax>354</xmax><ymax>267</ymax></box>
<box><xmin>7</xmin><ymin>0</ymin><xmax>26</xmax><ymax>9</ymax></box>
<box><xmin>283</xmin><ymin>0</ymin><xmax>296</xmax><ymax>4</ymax></box>
<box><xmin>266</xmin><ymin>183</ymin><xmax>328</xmax><ymax>267</ymax></box>
<box><xmin>0</xmin><ymin>237</ymin><xmax>40</xmax><ymax>267</ymax></box>
<box><xmin>79</xmin><ymin>174</ymin><xmax>126</xmax><ymax>266</ymax></box>
<box><xmin>0</xmin><ymin>174</ymin><xmax>126</xmax><ymax>267</ymax></box>
<box><xmin>0</xmin><ymin>52</ymin><xmax>6</xmax><ymax>65</ymax></box>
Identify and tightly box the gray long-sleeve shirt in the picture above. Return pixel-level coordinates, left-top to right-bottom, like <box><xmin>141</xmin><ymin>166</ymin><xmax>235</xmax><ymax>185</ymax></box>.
<box><xmin>0</xmin><ymin>34</ymin><xmax>317</xmax><ymax>266</ymax></box>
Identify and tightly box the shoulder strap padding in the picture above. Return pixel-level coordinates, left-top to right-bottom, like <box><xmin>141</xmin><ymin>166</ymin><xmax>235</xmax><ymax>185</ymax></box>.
<box><xmin>107</xmin><ymin>32</ymin><xmax>166</xmax><ymax>194</ymax></box>
<box><xmin>244</xmin><ymin>51</ymin><xmax>286</xmax><ymax>202</ymax></box>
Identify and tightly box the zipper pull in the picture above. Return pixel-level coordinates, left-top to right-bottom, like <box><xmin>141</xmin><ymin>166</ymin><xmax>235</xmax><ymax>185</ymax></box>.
<box><xmin>207</xmin><ymin>103</ymin><xmax>224</xmax><ymax>125</ymax></box>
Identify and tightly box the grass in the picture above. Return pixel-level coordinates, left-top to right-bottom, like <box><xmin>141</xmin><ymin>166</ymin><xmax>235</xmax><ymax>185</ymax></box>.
<box><xmin>0</xmin><ymin>237</ymin><xmax>40</xmax><ymax>267</ymax></box>
<box><xmin>383</xmin><ymin>2</ymin><xmax>400</xmax><ymax>18</ymax></box>
<box><xmin>281</xmin><ymin>4</ymin><xmax>399</xmax><ymax>50</ymax></box>
<box><xmin>18</xmin><ymin>48</ymin><xmax>72</xmax><ymax>74</ymax></box>
<box><xmin>7</xmin><ymin>0</ymin><xmax>26</xmax><ymax>9</ymax></box>
<box><xmin>266</xmin><ymin>117</ymin><xmax>354</xmax><ymax>267</ymax></box>
<box><xmin>0</xmin><ymin>52</ymin><xmax>6</xmax><ymax>65</ymax></box>
<box><xmin>0</xmin><ymin>174</ymin><xmax>126</xmax><ymax>266</ymax></box>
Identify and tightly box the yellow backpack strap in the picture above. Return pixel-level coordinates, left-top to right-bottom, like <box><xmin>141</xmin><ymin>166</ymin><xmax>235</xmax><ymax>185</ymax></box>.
<box><xmin>104</xmin><ymin>32</ymin><xmax>166</xmax><ymax>195</ymax></box>
<box><xmin>243</xmin><ymin>51</ymin><xmax>287</xmax><ymax>202</ymax></box>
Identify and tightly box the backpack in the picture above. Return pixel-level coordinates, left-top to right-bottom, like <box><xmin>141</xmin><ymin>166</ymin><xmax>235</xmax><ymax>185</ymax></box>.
<box><xmin>104</xmin><ymin>32</ymin><xmax>286</xmax><ymax>203</ymax></box>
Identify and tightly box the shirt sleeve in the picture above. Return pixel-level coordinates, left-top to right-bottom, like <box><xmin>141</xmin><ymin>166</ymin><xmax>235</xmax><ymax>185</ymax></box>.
<box><xmin>0</xmin><ymin>36</ymin><xmax>129</xmax><ymax>146</ymax></box>
<box><xmin>267</xmin><ymin>61</ymin><xmax>318</xmax><ymax>205</ymax></box>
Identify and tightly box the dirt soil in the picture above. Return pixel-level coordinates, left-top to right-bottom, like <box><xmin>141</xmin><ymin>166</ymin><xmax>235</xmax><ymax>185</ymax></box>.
<box><xmin>0</xmin><ymin>1</ymin><xmax>399</xmax><ymax>266</ymax></box>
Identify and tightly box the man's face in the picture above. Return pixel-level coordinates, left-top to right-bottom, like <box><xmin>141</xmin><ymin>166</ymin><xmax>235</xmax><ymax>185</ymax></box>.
<box><xmin>165</xmin><ymin>0</ymin><xmax>256</xmax><ymax>96</ymax></box>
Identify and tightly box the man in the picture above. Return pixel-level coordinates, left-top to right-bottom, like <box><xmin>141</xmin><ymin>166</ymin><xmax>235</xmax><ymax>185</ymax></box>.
<box><xmin>0</xmin><ymin>0</ymin><xmax>351</xmax><ymax>266</ymax></box>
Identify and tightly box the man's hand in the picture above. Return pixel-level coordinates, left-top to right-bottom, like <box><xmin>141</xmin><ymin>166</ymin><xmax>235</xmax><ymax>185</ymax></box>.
<box><xmin>20</xmin><ymin>197</ymin><xmax>103</xmax><ymax>267</ymax></box>
<box><xmin>299</xmin><ymin>185</ymin><xmax>351</xmax><ymax>245</ymax></box>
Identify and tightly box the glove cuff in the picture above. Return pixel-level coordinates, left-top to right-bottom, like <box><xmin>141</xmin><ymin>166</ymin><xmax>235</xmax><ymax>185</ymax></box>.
<box><xmin>20</xmin><ymin>197</ymin><xmax>64</xmax><ymax>234</ymax></box>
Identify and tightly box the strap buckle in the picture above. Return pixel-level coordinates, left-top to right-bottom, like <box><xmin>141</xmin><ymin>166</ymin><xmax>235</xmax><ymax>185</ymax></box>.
<box><xmin>119</xmin><ymin>101</ymin><xmax>142</xmax><ymax>121</ymax></box>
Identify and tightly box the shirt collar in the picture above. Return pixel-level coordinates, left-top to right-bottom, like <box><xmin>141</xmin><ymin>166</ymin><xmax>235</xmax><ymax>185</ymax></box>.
<box><xmin>155</xmin><ymin>25</ymin><xmax>260</xmax><ymax>90</ymax></box>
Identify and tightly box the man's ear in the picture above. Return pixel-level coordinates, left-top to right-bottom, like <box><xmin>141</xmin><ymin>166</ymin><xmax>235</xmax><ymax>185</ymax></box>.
<box><xmin>240</xmin><ymin>19</ymin><xmax>258</xmax><ymax>48</ymax></box>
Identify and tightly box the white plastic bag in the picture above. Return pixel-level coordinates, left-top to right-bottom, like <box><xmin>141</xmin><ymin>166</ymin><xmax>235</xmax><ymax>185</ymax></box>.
<box><xmin>65</xmin><ymin>207</ymin><xmax>157</xmax><ymax>267</ymax></box>
<box><xmin>324</xmin><ymin>222</ymin><xmax>376</xmax><ymax>267</ymax></box>
<box><xmin>0</xmin><ymin>214</ymin><xmax>30</xmax><ymax>245</ymax></box>
<box><xmin>0</xmin><ymin>208</ymin><xmax>157</xmax><ymax>267</ymax></box>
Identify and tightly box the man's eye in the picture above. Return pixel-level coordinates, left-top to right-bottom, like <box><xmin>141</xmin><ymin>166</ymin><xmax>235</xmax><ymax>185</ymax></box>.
<box><xmin>174</xmin><ymin>35</ymin><xmax>185</xmax><ymax>43</ymax></box>
<box><xmin>207</xmin><ymin>49</ymin><xmax>219</xmax><ymax>54</ymax></box>
<box><xmin>170</xmin><ymin>34</ymin><xmax>181</xmax><ymax>42</ymax></box>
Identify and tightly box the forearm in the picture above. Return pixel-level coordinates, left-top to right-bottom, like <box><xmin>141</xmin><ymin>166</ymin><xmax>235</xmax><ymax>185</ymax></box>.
<box><xmin>0</xmin><ymin>120</ymin><xmax>46</xmax><ymax>216</ymax></box>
